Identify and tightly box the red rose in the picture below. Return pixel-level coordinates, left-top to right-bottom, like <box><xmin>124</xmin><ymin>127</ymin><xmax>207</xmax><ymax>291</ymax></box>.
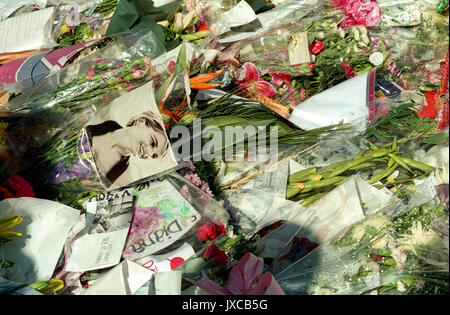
<box><xmin>309</xmin><ymin>41</ymin><xmax>325</xmax><ymax>55</ymax></box>
<box><xmin>203</xmin><ymin>244</ymin><xmax>228</xmax><ymax>266</ymax></box>
<box><xmin>3</xmin><ymin>175</ymin><xmax>35</xmax><ymax>198</ymax></box>
<box><xmin>197</xmin><ymin>222</ymin><xmax>226</xmax><ymax>241</ymax></box>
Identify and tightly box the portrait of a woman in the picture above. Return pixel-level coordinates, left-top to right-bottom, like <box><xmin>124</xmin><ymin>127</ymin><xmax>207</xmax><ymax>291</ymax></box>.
<box><xmin>85</xmin><ymin>110</ymin><xmax>172</xmax><ymax>189</ymax></box>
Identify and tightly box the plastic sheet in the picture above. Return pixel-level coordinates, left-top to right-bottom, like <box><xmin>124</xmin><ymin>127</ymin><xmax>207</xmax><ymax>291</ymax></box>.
<box><xmin>274</xmin><ymin>197</ymin><xmax>449</xmax><ymax>295</ymax></box>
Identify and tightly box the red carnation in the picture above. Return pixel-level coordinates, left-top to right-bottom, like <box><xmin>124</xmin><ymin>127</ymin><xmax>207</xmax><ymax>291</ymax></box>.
<box><xmin>167</xmin><ymin>60</ymin><xmax>176</xmax><ymax>73</ymax></box>
<box><xmin>2</xmin><ymin>175</ymin><xmax>35</xmax><ymax>198</ymax></box>
<box><xmin>0</xmin><ymin>186</ymin><xmax>14</xmax><ymax>199</ymax></box>
<box><xmin>309</xmin><ymin>40</ymin><xmax>325</xmax><ymax>55</ymax></box>
<box><xmin>197</xmin><ymin>222</ymin><xmax>226</xmax><ymax>241</ymax></box>
<box><xmin>203</xmin><ymin>244</ymin><xmax>228</xmax><ymax>266</ymax></box>
<box><xmin>198</xmin><ymin>24</ymin><xmax>210</xmax><ymax>31</ymax></box>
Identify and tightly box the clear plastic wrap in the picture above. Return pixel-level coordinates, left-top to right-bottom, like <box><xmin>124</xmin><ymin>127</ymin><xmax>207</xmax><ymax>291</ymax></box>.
<box><xmin>0</xmin><ymin>30</ymin><xmax>174</xmax><ymax>205</ymax></box>
<box><xmin>274</xmin><ymin>197</ymin><xmax>449</xmax><ymax>295</ymax></box>
<box><xmin>368</xmin><ymin>9</ymin><xmax>449</xmax><ymax>92</ymax></box>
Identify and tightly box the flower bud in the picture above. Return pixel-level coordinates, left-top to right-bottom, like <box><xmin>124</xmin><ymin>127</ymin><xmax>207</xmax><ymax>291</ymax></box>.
<box><xmin>183</xmin><ymin>11</ymin><xmax>196</xmax><ymax>30</ymax></box>
<box><xmin>178</xmin><ymin>113</ymin><xmax>197</xmax><ymax>125</ymax></box>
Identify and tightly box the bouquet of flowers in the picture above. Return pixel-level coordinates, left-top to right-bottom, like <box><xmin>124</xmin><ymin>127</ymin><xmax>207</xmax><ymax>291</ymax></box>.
<box><xmin>54</xmin><ymin>0</ymin><xmax>119</xmax><ymax>48</ymax></box>
<box><xmin>274</xmin><ymin>198</ymin><xmax>449</xmax><ymax>295</ymax></box>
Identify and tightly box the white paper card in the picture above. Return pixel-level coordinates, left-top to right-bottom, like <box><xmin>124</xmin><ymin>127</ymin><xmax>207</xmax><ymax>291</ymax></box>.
<box><xmin>66</xmin><ymin>229</ymin><xmax>129</xmax><ymax>272</ymax></box>
<box><xmin>81</xmin><ymin>260</ymin><xmax>154</xmax><ymax>295</ymax></box>
<box><xmin>154</xmin><ymin>271</ymin><xmax>182</xmax><ymax>295</ymax></box>
<box><xmin>0</xmin><ymin>7</ymin><xmax>55</xmax><ymax>53</ymax></box>
<box><xmin>0</xmin><ymin>197</ymin><xmax>79</xmax><ymax>283</ymax></box>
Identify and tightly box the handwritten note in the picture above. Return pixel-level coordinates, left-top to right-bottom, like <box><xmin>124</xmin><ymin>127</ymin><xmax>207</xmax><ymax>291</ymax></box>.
<box><xmin>123</xmin><ymin>180</ymin><xmax>202</xmax><ymax>259</ymax></box>
<box><xmin>0</xmin><ymin>7</ymin><xmax>55</xmax><ymax>54</ymax></box>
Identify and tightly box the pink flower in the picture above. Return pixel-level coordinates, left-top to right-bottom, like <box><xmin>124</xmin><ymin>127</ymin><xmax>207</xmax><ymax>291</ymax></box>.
<box><xmin>341</xmin><ymin>62</ymin><xmax>355</xmax><ymax>78</ymax></box>
<box><xmin>144</xmin><ymin>56</ymin><xmax>151</xmax><ymax>67</ymax></box>
<box><xmin>96</xmin><ymin>59</ymin><xmax>105</xmax><ymax>65</ymax></box>
<box><xmin>100</xmin><ymin>72</ymin><xmax>106</xmax><ymax>77</ymax></box>
<box><xmin>132</xmin><ymin>68</ymin><xmax>143</xmax><ymax>79</ymax></box>
<box><xmin>236</xmin><ymin>62</ymin><xmax>277</xmax><ymax>97</ymax></box>
<box><xmin>86</xmin><ymin>69</ymin><xmax>95</xmax><ymax>79</ymax></box>
<box><xmin>270</xmin><ymin>73</ymin><xmax>292</xmax><ymax>86</ymax></box>
<box><xmin>193</xmin><ymin>253</ymin><xmax>285</xmax><ymax>295</ymax></box>
<box><xmin>116</xmin><ymin>76</ymin><xmax>123</xmax><ymax>83</ymax></box>
<box><xmin>124</xmin><ymin>82</ymin><xmax>132</xmax><ymax>88</ymax></box>
<box><xmin>333</xmin><ymin>0</ymin><xmax>381</xmax><ymax>28</ymax></box>
<box><xmin>110</xmin><ymin>70</ymin><xmax>116</xmax><ymax>75</ymax></box>
<box><xmin>116</xmin><ymin>64</ymin><xmax>122</xmax><ymax>69</ymax></box>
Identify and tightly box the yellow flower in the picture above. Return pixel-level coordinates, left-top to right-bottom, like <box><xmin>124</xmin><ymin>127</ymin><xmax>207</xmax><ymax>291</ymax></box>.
<box><xmin>60</xmin><ymin>24</ymin><xmax>71</xmax><ymax>35</ymax></box>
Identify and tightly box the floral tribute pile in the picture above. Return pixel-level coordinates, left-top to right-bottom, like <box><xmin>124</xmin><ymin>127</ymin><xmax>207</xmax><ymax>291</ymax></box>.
<box><xmin>0</xmin><ymin>0</ymin><xmax>448</xmax><ymax>296</ymax></box>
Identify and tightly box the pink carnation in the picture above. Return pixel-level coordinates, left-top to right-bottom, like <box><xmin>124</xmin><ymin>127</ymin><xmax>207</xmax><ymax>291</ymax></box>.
<box><xmin>86</xmin><ymin>69</ymin><xmax>95</xmax><ymax>79</ymax></box>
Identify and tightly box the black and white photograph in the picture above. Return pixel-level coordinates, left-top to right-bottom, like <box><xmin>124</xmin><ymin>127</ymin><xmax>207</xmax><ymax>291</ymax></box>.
<box><xmin>84</xmin><ymin>81</ymin><xmax>178</xmax><ymax>190</ymax></box>
<box><xmin>89</xmin><ymin>194</ymin><xmax>136</xmax><ymax>234</ymax></box>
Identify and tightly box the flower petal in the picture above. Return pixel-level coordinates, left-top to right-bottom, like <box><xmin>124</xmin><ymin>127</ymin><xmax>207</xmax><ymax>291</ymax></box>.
<box><xmin>227</xmin><ymin>252</ymin><xmax>264</xmax><ymax>295</ymax></box>
<box><xmin>237</xmin><ymin>62</ymin><xmax>261</xmax><ymax>84</ymax></box>
<box><xmin>255</xmin><ymin>80</ymin><xmax>277</xmax><ymax>97</ymax></box>
<box><xmin>270</xmin><ymin>73</ymin><xmax>292</xmax><ymax>86</ymax></box>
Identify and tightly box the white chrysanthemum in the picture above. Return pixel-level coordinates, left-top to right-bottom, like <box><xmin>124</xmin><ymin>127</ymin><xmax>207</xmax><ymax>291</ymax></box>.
<box><xmin>398</xmin><ymin>222</ymin><xmax>440</xmax><ymax>255</ymax></box>
<box><xmin>397</xmin><ymin>281</ymin><xmax>407</xmax><ymax>292</ymax></box>
<box><xmin>350</xmin><ymin>215</ymin><xmax>393</xmax><ymax>249</ymax></box>
<box><xmin>414</xmin><ymin>145</ymin><xmax>449</xmax><ymax>185</ymax></box>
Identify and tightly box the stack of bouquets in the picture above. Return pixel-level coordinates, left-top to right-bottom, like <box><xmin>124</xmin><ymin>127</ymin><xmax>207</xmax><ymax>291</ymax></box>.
<box><xmin>0</xmin><ymin>29</ymin><xmax>168</xmax><ymax>205</ymax></box>
<box><xmin>273</xmin><ymin>197</ymin><xmax>449</xmax><ymax>295</ymax></box>
<box><xmin>226</xmin><ymin>5</ymin><xmax>383</xmax><ymax>111</ymax></box>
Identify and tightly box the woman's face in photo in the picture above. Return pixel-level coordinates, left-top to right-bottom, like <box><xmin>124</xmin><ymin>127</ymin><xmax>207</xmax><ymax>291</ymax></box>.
<box><xmin>125</xmin><ymin>124</ymin><xmax>168</xmax><ymax>160</ymax></box>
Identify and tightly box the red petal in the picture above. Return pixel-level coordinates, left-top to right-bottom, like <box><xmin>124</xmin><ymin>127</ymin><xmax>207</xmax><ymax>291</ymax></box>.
<box><xmin>255</xmin><ymin>80</ymin><xmax>277</xmax><ymax>97</ymax></box>
<box><xmin>238</xmin><ymin>62</ymin><xmax>260</xmax><ymax>84</ymax></box>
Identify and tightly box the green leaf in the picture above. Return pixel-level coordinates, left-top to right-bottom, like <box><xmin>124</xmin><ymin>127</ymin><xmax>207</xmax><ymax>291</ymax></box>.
<box><xmin>423</xmin><ymin>133</ymin><xmax>449</xmax><ymax>145</ymax></box>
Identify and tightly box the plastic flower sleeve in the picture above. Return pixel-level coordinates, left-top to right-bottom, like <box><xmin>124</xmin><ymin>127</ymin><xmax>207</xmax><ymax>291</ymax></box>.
<box><xmin>368</xmin><ymin>12</ymin><xmax>449</xmax><ymax>92</ymax></box>
<box><xmin>273</xmin><ymin>198</ymin><xmax>449</xmax><ymax>295</ymax></box>
<box><xmin>3</xmin><ymin>29</ymin><xmax>165</xmax><ymax>114</ymax></box>
<box><xmin>117</xmin><ymin>173</ymin><xmax>229</xmax><ymax>262</ymax></box>
<box><xmin>0</xmin><ymin>30</ymin><xmax>167</xmax><ymax>181</ymax></box>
